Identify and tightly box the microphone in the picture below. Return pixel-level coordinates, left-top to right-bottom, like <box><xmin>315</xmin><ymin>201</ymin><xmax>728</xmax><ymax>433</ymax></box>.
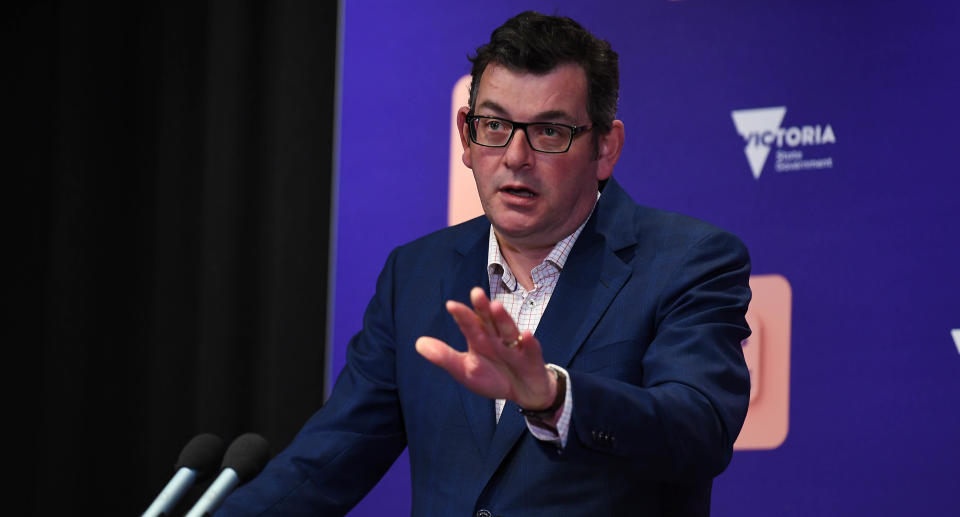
<box><xmin>185</xmin><ymin>433</ymin><xmax>271</xmax><ymax>517</ymax></box>
<box><xmin>143</xmin><ymin>433</ymin><xmax>225</xmax><ymax>517</ymax></box>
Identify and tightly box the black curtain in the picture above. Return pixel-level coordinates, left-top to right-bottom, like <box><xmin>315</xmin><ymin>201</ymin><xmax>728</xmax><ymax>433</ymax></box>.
<box><xmin>12</xmin><ymin>2</ymin><xmax>338</xmax><ymax>514</ymax></box>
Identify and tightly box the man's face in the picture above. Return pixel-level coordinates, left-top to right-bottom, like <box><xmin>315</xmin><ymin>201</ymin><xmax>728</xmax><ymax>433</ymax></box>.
<box><xmin>458</xmin><ymin>63</ymin><xmax>617</xmax><ymax>251</ymax></box>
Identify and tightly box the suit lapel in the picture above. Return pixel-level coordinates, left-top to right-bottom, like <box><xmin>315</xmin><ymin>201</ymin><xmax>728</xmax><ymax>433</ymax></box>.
<box><xmin>536</xmin><ymin>224</ymin><xmax>633</xmax><ymax>369</ymax></box>
<box><xmin>442</xmin><ymin>222</ymin><xmax>495</xmax><ymax>454</ymax></box>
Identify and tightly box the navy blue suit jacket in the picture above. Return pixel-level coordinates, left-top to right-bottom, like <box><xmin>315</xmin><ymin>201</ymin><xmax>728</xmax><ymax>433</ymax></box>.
<box><xmin>218</xmin><ymin>179</ymin><xmax>752</xmax><ymax>516</ymax></box>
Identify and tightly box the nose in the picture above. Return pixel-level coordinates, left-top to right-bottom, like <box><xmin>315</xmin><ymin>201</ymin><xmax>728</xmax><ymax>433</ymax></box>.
<box><xmin>503</xmin><ymin>127</ymin><xmax>535</xmax><ymax>171</ymax></box>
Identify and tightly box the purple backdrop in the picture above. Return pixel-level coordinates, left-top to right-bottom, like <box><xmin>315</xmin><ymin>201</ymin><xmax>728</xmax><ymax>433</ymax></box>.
<box><xmin>332</xmin><ymin>1</ymin><xmax>960</xmax><ymax>515</ymax></box>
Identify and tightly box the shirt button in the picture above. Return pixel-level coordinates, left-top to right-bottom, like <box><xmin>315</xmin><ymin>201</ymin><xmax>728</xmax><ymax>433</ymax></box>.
<box><xmin>476</xmin><ymin>510</ymin><xmax>492</xmax><ymax>517</ymax></box>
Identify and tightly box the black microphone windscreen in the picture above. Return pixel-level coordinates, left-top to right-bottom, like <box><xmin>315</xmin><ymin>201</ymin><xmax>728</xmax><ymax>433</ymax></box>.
<box><xmin>175</xmin><ymin>433</ymin><xmax>225</xmax><ymax>473</ymax></box>
<box><xmin>221</xmin><ymin>433</ymin><xmax>271</xmax><ymax>482</ymax></box>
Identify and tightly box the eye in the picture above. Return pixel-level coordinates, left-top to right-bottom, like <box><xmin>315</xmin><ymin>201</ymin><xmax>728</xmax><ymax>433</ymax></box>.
<box><xmin>485</xmin><ymin>120</ymin><xmax>503</xmax><ymax>131</ymax></box>
<box><xmin>533</xmin><ymin>124</ymin><xmax>566</xmax><ymax>139</ymax></box>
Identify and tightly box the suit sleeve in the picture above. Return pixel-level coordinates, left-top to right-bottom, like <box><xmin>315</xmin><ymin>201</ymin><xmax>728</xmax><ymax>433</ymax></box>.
<box><xmin>216</xmin><ymin>249</ymin><xmax>407</xmax><ymax>516</ymax></box>
<box><xmin>562</xmin><ymin>230</ymin><xmax>752</xmax><ymax>481</ymax></box>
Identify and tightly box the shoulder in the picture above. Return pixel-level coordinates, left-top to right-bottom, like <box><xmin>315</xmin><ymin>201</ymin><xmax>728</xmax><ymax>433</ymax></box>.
<box><xmin>636</xmin><ymin>205</ymin><xmax>745</xmax><ymax>252</ymax></box>
<box><xmin>381</xmin><ymin>215</ymin><xmax>489</xmax><ymax>272</ymax></box>
<box><xmin>395</xmin><ymin>215</ymin><xmax>488</xmax><ymax>253</ymax></box>
<box><xmin>597</xmin><ymin>179</ymin><xmax>747</xmax><ymax>258</ymax></box>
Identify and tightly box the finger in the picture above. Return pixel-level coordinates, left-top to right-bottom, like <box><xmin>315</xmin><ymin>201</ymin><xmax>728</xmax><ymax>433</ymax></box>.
<box><xmin>470</xmin><ymin>287</ymin><xmax>497</xmax><ymax>332</ymax></box>
<box><xmin>415</xmin><ymin>336</ymin><xmax>469</xmax><ymax>381</ymax></box>
<box><xmin>487</xmin><ymin>299</ymin><xmax>521</xmax><ymax>347</ymax></box>
<box><xmin>469</xmin><ymin>287</ymin><xmax>498</xmax><ymax>335</ymax></box>
<box><xmin>469</xmin><ymin>286</ymin><xmax>489</xmax><ymax>309</ymax></box>
<box><xmin>516</xmin><ymin>330</ymin><xmax>543</xmax><ymax>359</ymax></box>
<box><xmin>445</xmin><ymin>299</ymin><xmax>479</xmax><ymax>326</ymax></box>
<box><xmin>471</xmin><ymin>287</ymin><xmax>521</xmax><ymax>348</ymax></box>
<box><xmin>446</xmin><ymin>300</ymin><xmax>494</xmax><ymax>346</ymax></box>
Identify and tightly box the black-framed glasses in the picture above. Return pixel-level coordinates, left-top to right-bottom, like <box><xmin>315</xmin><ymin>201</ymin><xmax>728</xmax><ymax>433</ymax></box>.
<box><xmin>465</xmin><ymin>113</ymin><xmax>591</xmax><ymax>153</ymax></box>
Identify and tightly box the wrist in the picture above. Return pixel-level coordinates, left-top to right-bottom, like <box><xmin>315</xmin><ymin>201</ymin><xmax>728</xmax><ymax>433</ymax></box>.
<box><xmin>519</xmin><ymin>365</ymin><xmax>565</xmax><ymax>419</ymax></box>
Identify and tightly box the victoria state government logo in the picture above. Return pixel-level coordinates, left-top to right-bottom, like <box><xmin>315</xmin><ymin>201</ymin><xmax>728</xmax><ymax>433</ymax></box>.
<box><xmin>730</xmin><ymin>106</ymin><xmax>837</xmax><ymax>179</ymax></box>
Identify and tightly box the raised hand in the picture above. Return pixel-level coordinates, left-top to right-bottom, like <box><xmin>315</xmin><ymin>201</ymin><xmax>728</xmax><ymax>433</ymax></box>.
<box><xmin>415</xmin><ymin>287</ymin><xmax>557</xmax><ymax>411</ymax></box>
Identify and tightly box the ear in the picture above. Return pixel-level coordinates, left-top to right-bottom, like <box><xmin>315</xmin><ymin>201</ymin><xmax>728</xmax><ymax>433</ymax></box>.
<box><xmin>595</xmin><ymin>119</ymin><xmax>624</xmax><ymax>182</ymax></box>
<box><xmin>457</xmin><ymin>106</ymin><xmax>473</xmax><ymax>169</ymax></box>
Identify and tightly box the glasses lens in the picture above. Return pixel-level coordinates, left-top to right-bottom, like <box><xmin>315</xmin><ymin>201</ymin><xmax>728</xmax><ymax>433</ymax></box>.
<box><xmin>527</xmin><ymin>123</ymin><xmax>573</xmax><ymax>152</ymax></box>
<box><xmin>472</xmin><ymin>117</ymin><xmax>513</xmax><ymax>146</ymax></box>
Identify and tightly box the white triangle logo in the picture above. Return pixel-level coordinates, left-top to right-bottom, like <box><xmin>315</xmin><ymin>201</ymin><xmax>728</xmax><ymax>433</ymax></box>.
<box><xmin>952</xmin><ymin>329</ymin><xmax>960</xmax><ymax>355</ymax></box>
<box><xmin>731</xmin><ymin>107</ymin><xmax>787</xmax><ymax>179</ymax></box>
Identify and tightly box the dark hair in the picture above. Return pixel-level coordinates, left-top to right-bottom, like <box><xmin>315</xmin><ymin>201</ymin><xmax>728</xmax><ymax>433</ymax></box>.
<box><xmin>468</xmin><ymin>11</ymin><xmax>619</xmax><ymax>134</ymax></box>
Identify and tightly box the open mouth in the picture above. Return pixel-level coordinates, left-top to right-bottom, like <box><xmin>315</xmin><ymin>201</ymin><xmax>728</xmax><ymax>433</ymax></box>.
<box><xmin>502</xmin><ymin>186</ymin><xmax>536</xmax><ymax>198</ymax></box>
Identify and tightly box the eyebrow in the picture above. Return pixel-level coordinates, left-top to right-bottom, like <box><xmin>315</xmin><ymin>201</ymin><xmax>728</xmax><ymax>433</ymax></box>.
<box><xmin>476</xmin><ymin>100</ymin><xmax>576</xmax><ymax>124</ymax></box>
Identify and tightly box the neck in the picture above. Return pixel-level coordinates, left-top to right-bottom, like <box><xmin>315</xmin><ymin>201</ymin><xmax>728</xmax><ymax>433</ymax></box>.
<box><xmin>495</xmin><ymin>234</ymin><xmax>555</xmax><ymax>292</ymax></box>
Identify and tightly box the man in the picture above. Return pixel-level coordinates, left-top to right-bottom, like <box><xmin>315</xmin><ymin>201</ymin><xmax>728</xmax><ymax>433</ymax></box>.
<box><xmin>219</xmin><ymin>11</ymin><xmax>751</xmax><ymax>517</ymax></box>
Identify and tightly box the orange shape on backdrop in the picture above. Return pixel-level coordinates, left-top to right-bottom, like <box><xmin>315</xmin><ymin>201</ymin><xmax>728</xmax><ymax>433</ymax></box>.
<box><xmin>448</xmin><ymin>75</ymin><xmax>483</xmax><ymax>226</ymax></box>
<box><xmin>735</xmin><ymin>275</ymin><xmax>791</xmax><ymax>450</ymax></box>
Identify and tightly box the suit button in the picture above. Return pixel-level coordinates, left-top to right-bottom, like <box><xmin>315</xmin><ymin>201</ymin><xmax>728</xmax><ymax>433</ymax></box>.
<box><xmin>476</xmin><ymin>509</ymin><xmax>492</xmax><ymax>517</ymax></box>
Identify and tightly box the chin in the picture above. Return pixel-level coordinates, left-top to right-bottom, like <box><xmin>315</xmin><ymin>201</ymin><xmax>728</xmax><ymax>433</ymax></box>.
<box><xmin>495</xmin><ymin>223</ymin><xmax>543</xmax><ymax>243</ymax></box>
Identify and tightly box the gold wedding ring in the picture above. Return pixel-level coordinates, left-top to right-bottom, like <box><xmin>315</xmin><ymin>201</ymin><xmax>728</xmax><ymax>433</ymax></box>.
<box><xmin>504</xmin><ymin>334</ymin><xmax>523</xmax><ymax>348</ymax></box>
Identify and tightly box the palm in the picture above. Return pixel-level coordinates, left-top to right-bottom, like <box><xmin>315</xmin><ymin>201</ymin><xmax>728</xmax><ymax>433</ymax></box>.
<box><xmin>416</xmin><ymin>287</ymin><xmax>555</xmax><ymax>409</ymax></box>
